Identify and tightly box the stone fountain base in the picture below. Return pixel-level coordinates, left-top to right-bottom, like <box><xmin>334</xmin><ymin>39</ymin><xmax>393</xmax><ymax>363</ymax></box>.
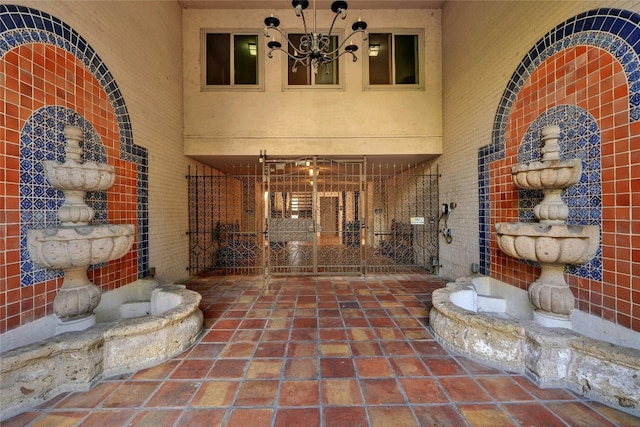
<box><xmin>431</xmin><ymin>277</ymin><xmax>640</xmax><ymax>417</ymax></box>
<box><xmin>0</xmin><ymin>280</ymin><xmax>203</xmax><ymax>421</ymax></box>
<box><xmin>534</xmin><ymin>310</ymin><xmax>571</xmax><ymax>328</ymax></box>
<box><xmin>56</xmin><ymin>314</ymin><xmax>97</xmax><ymax>334</ymax></box>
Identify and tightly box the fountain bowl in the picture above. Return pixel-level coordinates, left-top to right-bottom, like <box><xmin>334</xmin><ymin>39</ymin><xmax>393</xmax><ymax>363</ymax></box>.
<box><xmin>27</xmin><ymin>224</ymin><xmax>135</xmax><ymax>269</ymax></box>
<box><xmin>0</xmin><ymin>279</ymin><xmax>204</xmax><ymax>421</ymax></box>
<box><xmin>43</xmin><ymin>160</ymin><xmax>115</xmax><ymax>192</ymax></box>
<box><xmin>430</xmin><ymin>276</ymin><xmax>640</xmax><ymax>417</ymax></box>
<box><xmin>495</xmin><ymin>222</ymin><xmax>599</xmax><ymax>264</ymax></box>
<box><xmin>512</xmin><ymin>158</ymin><xmax>582</xmax><ymax>190</ymax></box>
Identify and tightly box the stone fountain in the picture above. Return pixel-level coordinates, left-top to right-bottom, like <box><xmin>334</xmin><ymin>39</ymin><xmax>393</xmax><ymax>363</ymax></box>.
<box><xmin>495</xmin><ymin>124</ymin><xmax>600</xmax><ymax>328</ymax></box>
<box><xmin>1</xmin><ymin>125</ymin><xmax>204</xmax><ymax>420</ymax></box>
<box><xmin>429</xmin><ymin>127</ymin><xmax>636</xmax><ymax>416</ymax></box>
<box><xmin>27</xmin><ymin>125</ymin><xmax>135</xmax><ymax>332</ymax></box>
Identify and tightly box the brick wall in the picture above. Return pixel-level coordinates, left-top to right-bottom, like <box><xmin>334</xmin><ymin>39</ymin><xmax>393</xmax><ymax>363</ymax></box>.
<box><xmin>0</xmin><ymin>2</ymin><xmax>189</xmax><ymax>333</ymax></box>
<box><xmin>441</xmin><ymin>1</ymin><xmax>640</xmax><ymax>331</ymax></box>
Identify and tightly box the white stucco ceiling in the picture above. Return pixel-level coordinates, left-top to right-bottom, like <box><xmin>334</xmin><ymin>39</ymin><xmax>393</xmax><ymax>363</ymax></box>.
<box><xmin>178</xmin><ymin>1</ymin><xmax>445</xmax><ymax>9</ymax></box>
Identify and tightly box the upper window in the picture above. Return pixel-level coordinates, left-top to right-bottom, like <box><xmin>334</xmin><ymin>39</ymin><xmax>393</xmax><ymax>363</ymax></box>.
<box><xmin>202</xmin><ymin>30</ymin><xmax>263</xmax><ymax>90</ymax></box>
<box><xmin>365</xmin><ymin>31</ymin><xmax>424</xmax><ymax>90</ymax></box>
<box><xmin>285</xmin><ymin>32</ymin><xmax>343</xmax><ymax>89</ymax></box>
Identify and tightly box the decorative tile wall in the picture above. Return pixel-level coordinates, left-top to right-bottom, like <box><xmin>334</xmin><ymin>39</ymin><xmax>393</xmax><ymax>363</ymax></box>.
<box><xmin>0</xmin><ymin>5</ymin><xmax>149</xmax><ymax>333</ymax></box>
<box><xmin>478</xmin><ymin>8</ymin><xmax>640</xmax><ymax>331</ymax></box>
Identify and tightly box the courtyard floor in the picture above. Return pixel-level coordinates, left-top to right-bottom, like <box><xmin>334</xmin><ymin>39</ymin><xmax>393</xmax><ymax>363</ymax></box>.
<box><xmin>5</xmin><ymin>273</ymin><xmax>639</xmax><ymax>426</ymax></box>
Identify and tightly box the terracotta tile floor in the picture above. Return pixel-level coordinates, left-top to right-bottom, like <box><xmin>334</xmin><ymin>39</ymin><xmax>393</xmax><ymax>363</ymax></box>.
<box><xmin>6</xmin><ymin>274</ymin><xmax>639</xmax><ymax>427</ymax></box>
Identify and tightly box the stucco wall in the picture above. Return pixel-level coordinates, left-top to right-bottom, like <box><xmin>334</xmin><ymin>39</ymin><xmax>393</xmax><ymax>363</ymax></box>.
<box><xmin>182</xmin><ymin>8</ymin><xmax>442</xmax><ymax>159</ymax></box>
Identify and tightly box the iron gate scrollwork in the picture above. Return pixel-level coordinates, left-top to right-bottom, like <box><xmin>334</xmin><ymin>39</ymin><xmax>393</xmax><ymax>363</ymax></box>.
<box><xmin>187</xmin><ymin>159</ymin><xmax>439</xmax><ymax>276</ymax></box>
<box><xmin>264</xmin><ymin>157</ymin><xmax>364</xmax><ymax>275</ymax></box>
<box><xmin>365</xmin><ymin>162</ymin><xmax>440</xmax><ymax>274</ymax></box>
<box><xmin>187</xmin><ymin>165</ymin><xmax>263</xmax><ymax>275</ymax></box>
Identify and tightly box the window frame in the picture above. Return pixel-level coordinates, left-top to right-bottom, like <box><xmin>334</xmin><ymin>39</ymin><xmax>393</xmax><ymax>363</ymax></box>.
<box><xmin>201</xmin><ymin>28</ymin><xmax>265</xmax><ymax>91</ymax></box>
<box><xmin>363</xmin><ymin>29</ymin><xmax>425</xmax><ymax>91</ymax></box>
<box><xmin>282</xmin><ymin>28</ymin><xmax>346</xmax><ymax>91</ymax></box>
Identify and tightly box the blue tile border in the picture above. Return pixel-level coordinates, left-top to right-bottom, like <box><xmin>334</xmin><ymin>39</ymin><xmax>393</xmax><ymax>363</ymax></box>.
<box><xmin>478</xmin><ymin>7</ymin><xmax>639</xmax><ymax>276</ymax></box>
<box><xmin>1</xmin><ymin>5</ymin><xmax>149</xmax><ymax>283</ymax></box>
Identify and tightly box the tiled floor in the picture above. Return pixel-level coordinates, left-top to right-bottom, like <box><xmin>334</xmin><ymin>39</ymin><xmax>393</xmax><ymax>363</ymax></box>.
<box><xmin>5</xmin><ymin>274</ymin><xmax>639</xmax><ymax>427</ymax></box>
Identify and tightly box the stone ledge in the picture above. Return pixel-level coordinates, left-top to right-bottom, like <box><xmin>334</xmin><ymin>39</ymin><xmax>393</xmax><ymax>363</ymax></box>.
<box><xmin>0</xmin><ymin>284</ymin><xmax>203</xmax><ymax>421</ymax></box>
<box><xmin>430</xmin><ymin>282</ymin><xmax>640</xmax><ymax>417</ymax></box>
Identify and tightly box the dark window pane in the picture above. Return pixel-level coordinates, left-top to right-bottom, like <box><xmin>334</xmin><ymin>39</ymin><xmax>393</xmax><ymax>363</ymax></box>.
<box><xmin>288</xmin><ymin>33</ymin><xmax>339</xmax><ymax>85</ymax></box>
<box><xmin>315</xmin><ymin>35</ymin><xmax>339</xmax><ymax>85</ymax></box>
<box><xmin>206</xmin><ymin>33</ymin><xmax>230</xmax><ymax>85</ymax></box>
<box><xmin>395</xmin><ymin>34</ymin><xmax>418</xmax><ymax>84</ymax></box>
<box><xmin>234</xmin><ymin>34</ymin><xmax>258</xmax><ymax>85</ymax></box>
<box><xmin>288</xmin><ymin>34</ymin><xmax>311</xmax><ymax>85</ymax></box>
<box><xmin>368</xmin><ymin>33</ymin><xmax>391</xmax><ymax>85</ymax></box>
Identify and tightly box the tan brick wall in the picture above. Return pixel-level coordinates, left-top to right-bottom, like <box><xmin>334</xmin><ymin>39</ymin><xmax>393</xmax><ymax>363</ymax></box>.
<box><xmin>438</xmin><ymin>0</ymin><xmax>640</xmax><ymax>280</ymax></box>
<box><xmin>18</xmin><ymin>1</ymin><xmax>195</xmax><ymax>283</ymax></box>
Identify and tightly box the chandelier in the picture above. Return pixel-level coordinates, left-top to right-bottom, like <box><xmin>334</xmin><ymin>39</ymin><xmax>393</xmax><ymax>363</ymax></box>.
<box><xmin>264</xmin><ymin>0</ymin><xmax>368</xmax><ymax>74</ymax></box>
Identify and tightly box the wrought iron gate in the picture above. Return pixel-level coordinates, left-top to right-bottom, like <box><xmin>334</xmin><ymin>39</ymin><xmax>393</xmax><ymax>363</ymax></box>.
<box><xmin>187</xmin><ymin>165</ymin><xmax>263</xmax><ymax>275</ymax></box>
<box><xmin>365</xmin><ymin>162</ymin><xmax>440</xmax><ymax>274</ymax></box>
<box><xmin>265</xmin><ymin>157</ymin><xmax>364</xmax><ymax>275</ymax></box>
<box><xmin>187</xmin><ymin>158</ymin><xmax>439</xmax><ymax>276</ymax></box>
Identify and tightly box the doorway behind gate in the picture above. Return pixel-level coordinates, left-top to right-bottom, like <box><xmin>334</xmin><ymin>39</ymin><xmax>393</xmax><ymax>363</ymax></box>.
<box><xmin>187</xmin><ymin>157</ymin><xmax>439</xmax><ymax>276</ymax></box>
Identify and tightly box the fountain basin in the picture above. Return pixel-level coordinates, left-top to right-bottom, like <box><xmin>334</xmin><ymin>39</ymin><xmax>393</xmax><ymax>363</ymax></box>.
<box><xmin>495</xmin><ymin>222</ymin><xmax>599</xmax><ymax>264</ymax></box>
<box><xmin>27</xmin><ymin>224</ymin><xmax>135</xmax><ymax>269</ymax></box>
<box><xmin>0</xmin><ymin>280</ymin><xmax>203</xmax><ymax>421</ymax></box>
<box><xmin>430</xmin><ymin>276</ymin><xmax>640</xmax><ymax>416</ymax></box>
<box><xmin>43</xmin><ymin>160</ymin><xmax>116</xmax><ymax>192</ymax></box>
<box><xmin>512</xmin><ymin>157</ymin><xmax>582</xmax><ymax>189</ymax></box>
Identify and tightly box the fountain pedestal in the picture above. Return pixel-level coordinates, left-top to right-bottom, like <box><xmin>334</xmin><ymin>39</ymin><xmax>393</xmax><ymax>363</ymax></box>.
<box><xmin>495</xmin><ymin>125</ymin><xmax>599</xmax><ymax>327</ymax></box>
<box><xmin>27</xmin><ymin>125</ymin><xmax>134</xmax><ymax>329</ymax></box>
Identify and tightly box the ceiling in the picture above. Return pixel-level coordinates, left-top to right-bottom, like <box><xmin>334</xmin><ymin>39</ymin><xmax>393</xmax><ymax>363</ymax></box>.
<box><xmin>180</xmin><ymin>0</ymin><xmax>444</xmax><ymax>174</ymax></box>
<box><xmin>178</xmin><ymin>1</ymin><xmax>446</xmax><ymax>9</ymax></box>
<box><xmin>190</xmin><ymin>154</ymin><xmax>438</xmax><ymax>176</ymax></box>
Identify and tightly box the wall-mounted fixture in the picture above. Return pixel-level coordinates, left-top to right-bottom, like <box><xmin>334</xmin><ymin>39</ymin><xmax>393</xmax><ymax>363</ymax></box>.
<box><xmin>430</xmin><ymin>255</ymin><xmax>441</xmax><ymax>273</ymax></box>
<box><xmin>264</xmin><ymin>0</ymin><xmax>369</xmax><ymax>74</ymax></box>
<box><xmin>471</xmin><ymin>263</ymin><xmax>479</xmax><ymax>274</ymax></box>
<box><xmin>440</xmin><ymin>202</ymin><xmax>456</xmax><ymax>244</ymax></box>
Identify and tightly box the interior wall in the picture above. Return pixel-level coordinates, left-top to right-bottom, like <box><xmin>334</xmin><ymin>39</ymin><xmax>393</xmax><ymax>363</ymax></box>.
<box><xmin>182</xmin><ymin>8</ymin><xmax>442</xmax><ymax>159</ymax></box>
<box><xmin>440</xmin><ymin>1</ymin><xmax>640</xmax><ymax>332</ymax></box>
<box><xmin>1</xmin><ymin>1</ymin><xmax>190</xmax><ymax>333</ymax></box>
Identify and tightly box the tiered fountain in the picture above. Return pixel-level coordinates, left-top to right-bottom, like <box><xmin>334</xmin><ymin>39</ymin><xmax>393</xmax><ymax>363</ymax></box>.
<box><xmin>495</xmin><ymin>124</ymin><xmax>600</xmax><ymax>327</ymax></box>
<box><xmin>2</xmin><ymin>125</ymin><xmax>203</xmax><ymax>421</ymax></box>
<box><xmin>27</xmin><ymin>124</ymin><xmax>135</xmax><ymax>331</ymax></box>
<box><xmin>429</xmin><ymin>125</ymin><xmax>638</xmax><ymax>416</ymax></box>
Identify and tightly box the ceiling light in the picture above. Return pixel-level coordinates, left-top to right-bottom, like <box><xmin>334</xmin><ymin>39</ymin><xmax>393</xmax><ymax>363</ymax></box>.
<box><xmin>248</xmin><ymin>42</ymin><xmax>257</xmax><ymax>56</ymax></box>
<box><xmin>264</xmin><ymin>0</ymin><xmax>368</xmax><ymax>74</ymax></box>
<box><xmin>368</xmin><ymin>44</ymin><xmax>380</xmax><ymax>57</ymax></box>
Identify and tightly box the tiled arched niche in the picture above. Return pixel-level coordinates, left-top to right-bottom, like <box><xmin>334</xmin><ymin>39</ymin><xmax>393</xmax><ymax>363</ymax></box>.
<box><xmin>478</xmin><ymin>8</ymin><xmax>640</xmax><ymax>331</ymax></box>
<box><xmin>0</xmin><ymin>5</ymin><xmax>149</xmax><ymax>333</ymax></box>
